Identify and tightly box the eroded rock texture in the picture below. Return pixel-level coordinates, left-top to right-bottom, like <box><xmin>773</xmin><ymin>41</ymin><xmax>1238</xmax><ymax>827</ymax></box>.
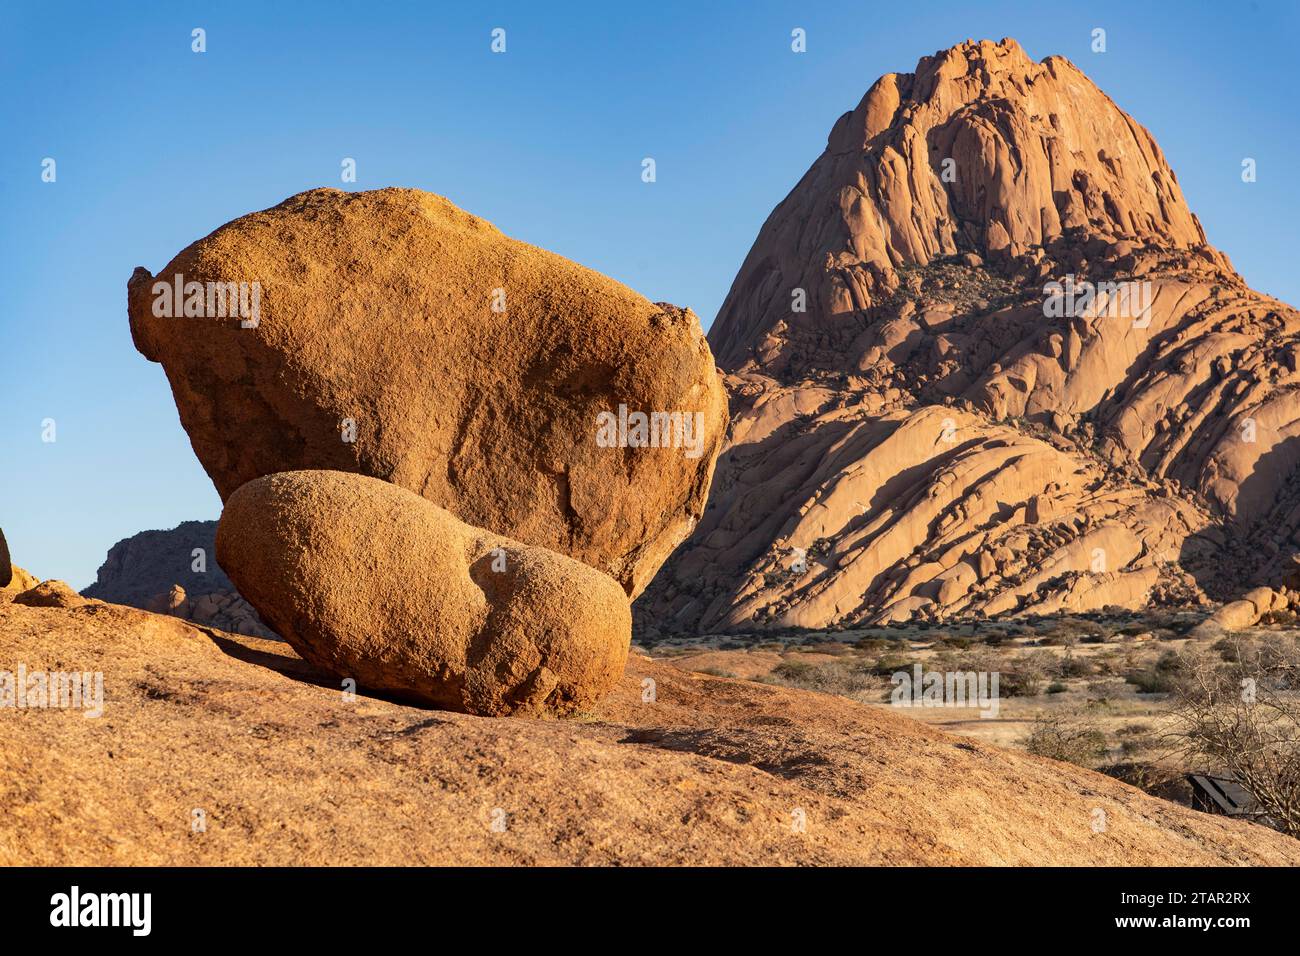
<box><xmin>638</xmin><ymin>38</ymin><xmax>1300</xmax><ymax>634</ymax></box>
<box><xmin>128</xmin><ymin>188</ymin><xmax>727</xmax><ymax>598</ymax></box>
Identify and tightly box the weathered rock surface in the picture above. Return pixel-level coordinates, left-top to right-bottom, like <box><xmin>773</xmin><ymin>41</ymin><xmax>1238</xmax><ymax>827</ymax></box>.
<box><xmin>4</xmin><ymin>598</ymin><xmax>1297</xmax><ymax>865</ymax></box>
<box><xmin>1188</xmin><ymin>586</ymin><xmax>1290</xmax><ymax>639</ymax></box>
<box><xmin>144</xmin><ymin>583</ymin><xmax>190</xmax><ymax>616</ymax></box>
<box><xmin>1</xmin><ymin>565</ymin><xmax>38</xmax><ymax>602</ymax></box>
<box><xmin>216</xmin><ymin>470</ymin><xmax>631</xmax><ymax>716</ymax></box>
<box><xmin>638</xmin><ymin>38</ymin><xmax>1300</xmax><ymax>635</ymax></box>
<box><xmin>1</xmin><ymin>529</ymin><xmax>39</xmax><ymax>603</ymax></box>
<box><xmin>82</xmin><ymin>520</ymin><xmax>276</xmax><ymax>638</ymax></box>
<box><xmin>11</xmin><ymin>579</ymin><xmax>88</xmax><ymax>608</ymax></box>
<box><xmin>128</xmin><ymin>188</ymin><xmax>727</xmax><ymax>598</ymax></box>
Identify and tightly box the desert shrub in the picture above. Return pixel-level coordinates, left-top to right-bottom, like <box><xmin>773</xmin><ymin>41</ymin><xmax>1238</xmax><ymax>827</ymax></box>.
<box><xmin>1119</xmin><ymin>734</ymin><xmax>1157</xmax><ymax>757</ymax></box>
<box><xmin>1212</xmin><ymin>637</ymin><xmax>1239</xmax><ymax>662</ymax></box>
<box><xmin>1125</xmin><ymin>649</ymin><xmax>1183</xmax><ymax>693</ymax></box>
<box><xmin>1125</xmin><ymin>669</ymin><xmax>1174</xmax><ymax>693</ymax></box>
<box><xmin>767</xmin><ymin>658</ymin><xmax>881</xmax><ymax>698</ymax></box>
<box><xmin>1023</xmin><ymin>714</ymin><xmax>1108</xmax><ymax>767</ymax></box>
<box><xmin>1047</xmin><ymin>681</ymin><xmax>1068</xmax><ymax>694</ymax></box>
<box><xmin>1086</xmin><ymin>677</ymin><xmax>1128</xmax><ymax>701</ymax></box>
<box><xmin>999</xmin><ymin>651</ymin><xmax>1052</xmax><ymax>697</ymax></box>
<box><xmin>772</xmin><ymin>660</ymin><xmax>815</xmax><ymax>681</ymax></box>
<box><xmin>694</xmin><ymin>667</ymin><xmax>737</xmax><ymax>679</ymax></box>
<box><xmin>1259</xmin><ymin>609</ymin><xmax>1299</xmax><ymax>627</ymax></box>
<box><xmin>1101</xmin><ymin>762</ymin><xmax>1189</xmax><ymax>802</ymax></box>
<box><xmin>889</xmin><ymin>644</ymin><xmax>1050</xmax><ymax>697</ymax></box>
<box><xmin>1058</xmin><ymin>656</ymin><xmax>1097</xmax><ymax>678</ymax></box>
<box><xmin>1090</xmin><ymin>651</ymin><xmax>1125</xmax><ymax>677</ymax></box>
<box><xmin>1167</xmin><ymin>641</ymin><xmax>1300</xmax><ymax>837</ymax></box>
<box><xmin>868</xmin><ymin>653</ymin><xmax>915</xmax><ymax>677</ymax></box>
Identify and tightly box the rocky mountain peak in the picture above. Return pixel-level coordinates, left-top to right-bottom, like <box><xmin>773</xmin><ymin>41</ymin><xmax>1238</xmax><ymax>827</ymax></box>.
<box><xmin>640</xmin><ymin>40</ymin><xmax>1300</xmax><ymax>636</ymax></box>
<box><xmin>709</xmin><ymin>38</ymin><xmax>1223</xmax><ymax>374</ymax></box>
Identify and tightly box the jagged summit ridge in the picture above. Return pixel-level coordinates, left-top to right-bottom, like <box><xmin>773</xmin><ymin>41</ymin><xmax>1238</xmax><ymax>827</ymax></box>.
<box><xmin>710</xmin><ymin>37</ymin><xmax>1217</xmax><ymax>372</ymax></box>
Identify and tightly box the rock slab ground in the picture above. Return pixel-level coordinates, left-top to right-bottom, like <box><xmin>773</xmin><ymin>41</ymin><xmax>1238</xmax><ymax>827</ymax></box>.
<box><xmin>2</xmin><ymin>598</ymin><xmax>1295</xmax><ymax>865</ymax></box>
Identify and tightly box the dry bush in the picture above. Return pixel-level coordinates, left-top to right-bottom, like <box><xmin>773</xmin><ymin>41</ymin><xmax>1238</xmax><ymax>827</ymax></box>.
<box><xmin>926</xmin><ymin>646</ymin><xmax>1048</xmax><ymax>697</ymax></box>
<box><xmin>1102</xmin><ymin>761</ymin><xmax>1190</xmax><ymax>802</ymax></box>
<box><xmin>1165</xmin><ymin>637</ymin><xmax>1300</xmax><ymax>837</ymax></box>
<box><xmin>1022</xmin><ymin>713</ymin><xmax>1108</xmax><ymax>767</ymax></box>
<box><xmin>765</xmin><ymin>657</ymin><xmax>884</xmax><ymax>700</ymax></box>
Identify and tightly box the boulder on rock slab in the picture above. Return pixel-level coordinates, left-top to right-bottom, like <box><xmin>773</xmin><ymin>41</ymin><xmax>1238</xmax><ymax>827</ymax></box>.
<box><xmin>1206</xmin><ymin>599</ymin><xmax>1262</xmax><ymax>632</ymax></box>
<box><xmin>128</xmin><ymin>188</ymin><xmax>728</xmax><ymax>598</ymax></box>
<box><xmin>13</xmin><ymin>580</ymin><xmax>89</xmax><ymax>609</ymax></box>
<box><xmin>216</xmin><ymin>470</ymin><xmax>631</xmax><ymax>717</ymax></box>
<box><xmin>144</xmin><ymin>584</ymin><xmax>190</xmax><ymax>617</ymax></box>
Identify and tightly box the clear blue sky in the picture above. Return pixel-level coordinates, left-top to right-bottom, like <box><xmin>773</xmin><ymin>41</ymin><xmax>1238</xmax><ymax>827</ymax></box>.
<box><xmin>2</xmin><ymin>0</ymin><xmax>1297</xmax><ymax>588</ymax></box>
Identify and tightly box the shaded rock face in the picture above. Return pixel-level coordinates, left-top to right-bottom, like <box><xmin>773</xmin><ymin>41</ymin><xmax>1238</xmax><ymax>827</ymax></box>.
<box><xmin>128</xmin><ymin>188</ymin><xmax>728</xmax><ymax>598</ymax></box>
<box><xmin>84</xmin><ymin>520</ymin><xmax>229</xmax><ymax>604</ymax></box>
<box><xmin>0</xmin><ymin>528</ymin><xmax>10</xmax><ymax>588</ymax></box>
<box><xmin>82</xmin><ymin>520</ymin><xmax>276</xmax><ymax>638</ymax></box>
<box><xmin>638</xmin><ymin>38</ymin><xmax>1300</xmax><ymax>634</ymax></box>
<box><xmin>216</xmin><ymin>470</ymin><xmax>632</xmax><ymax>717</ymax></box>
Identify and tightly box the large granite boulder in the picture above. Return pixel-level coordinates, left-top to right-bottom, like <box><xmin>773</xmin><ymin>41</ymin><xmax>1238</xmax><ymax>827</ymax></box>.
<box><xmin>129</xmin><ymin>188</ymin><xmax>727</xmax><ymax>598</ymax></box>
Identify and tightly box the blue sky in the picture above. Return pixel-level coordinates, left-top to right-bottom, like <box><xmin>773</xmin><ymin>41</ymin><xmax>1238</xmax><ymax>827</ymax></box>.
<box><xmin>2</xmin><ymin>0</ymin><xmax>1297</xmax><ymax>587</ymax></box>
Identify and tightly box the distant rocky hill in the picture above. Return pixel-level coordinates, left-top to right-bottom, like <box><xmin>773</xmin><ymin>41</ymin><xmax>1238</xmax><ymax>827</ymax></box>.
<box><xmin>638</xmin><ymin>38</ymin><xmax>1300</xmax><ymax>635</ymax></box>
<box><xmin>82</xmin><ymin>520</ymin><xmax>275</xmax><ymax>638</ymax></box>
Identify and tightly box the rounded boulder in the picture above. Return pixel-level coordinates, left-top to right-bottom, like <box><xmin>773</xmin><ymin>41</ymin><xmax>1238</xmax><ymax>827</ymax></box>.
<box><xmin>215</xmin><ymin>470</ymin><xmax>631</xmax><ymax>716</ymax></box>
